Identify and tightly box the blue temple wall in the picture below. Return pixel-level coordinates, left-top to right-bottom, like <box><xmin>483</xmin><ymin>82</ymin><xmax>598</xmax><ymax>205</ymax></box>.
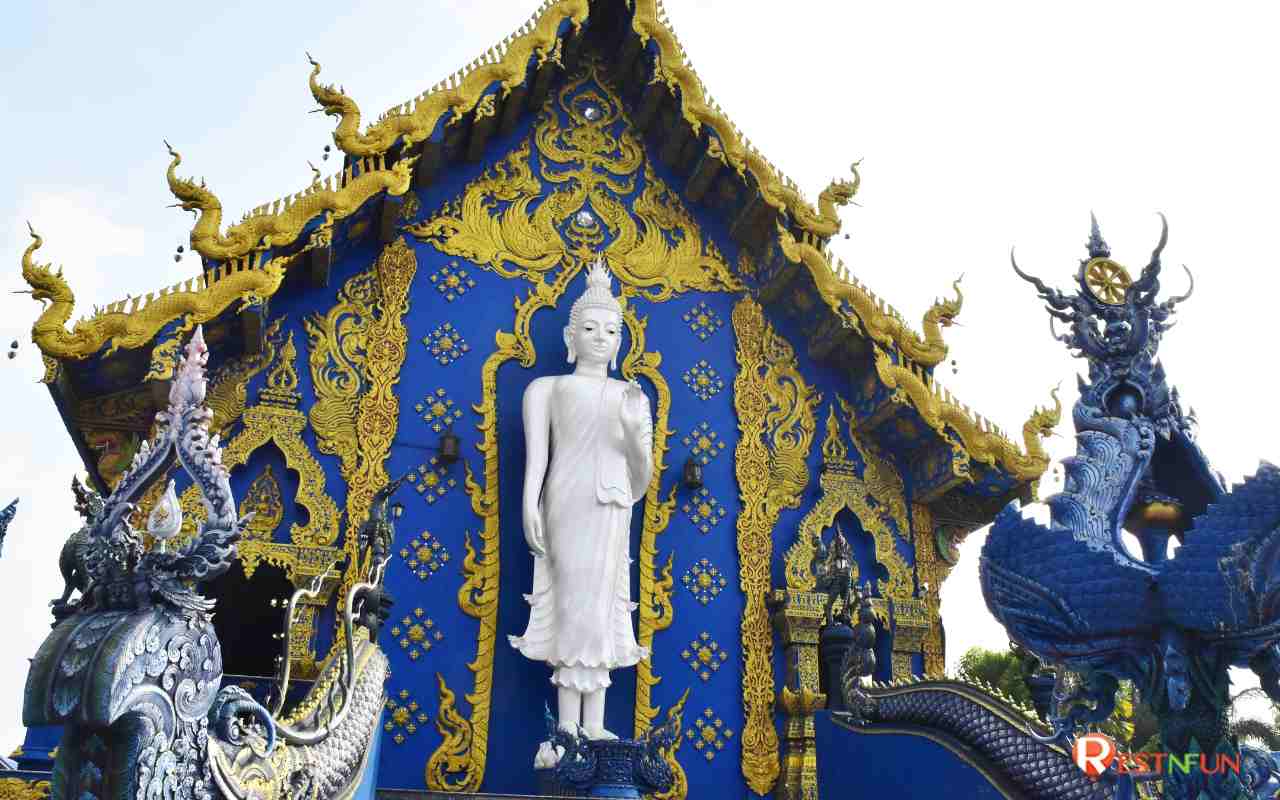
<box><xmin>371</xmin><ymin>69</ymin><xmax>754</xmax><ymax>795</ymax></box>
<box><xmin>814</xmin><ymin>714</ymin><xmax>1005</xmax><ymax>799</ymax></box>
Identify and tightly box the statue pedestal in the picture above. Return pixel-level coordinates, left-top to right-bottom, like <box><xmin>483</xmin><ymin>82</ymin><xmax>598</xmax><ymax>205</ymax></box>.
<box><xmin>538</xmin><ymin>738</ymin><xmax>668</xmax><ymax>799</ymax></box>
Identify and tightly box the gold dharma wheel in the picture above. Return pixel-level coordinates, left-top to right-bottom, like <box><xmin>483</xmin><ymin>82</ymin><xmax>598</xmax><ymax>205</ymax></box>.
<box><xmin>1083</xmin><ymin>257</ymin><xmax>1132</xmax><ymax>305</ymax></box>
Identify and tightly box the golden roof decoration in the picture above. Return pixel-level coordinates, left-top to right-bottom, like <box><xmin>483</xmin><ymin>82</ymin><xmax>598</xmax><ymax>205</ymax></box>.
<box><xmin>165</xmin><ymin>142</ymin><xmax>414</xmax><ymax>262</ymax></box>
<box><xmin>20</xmin><ymin>224</ymin><xmax>294</xmax><ymax>361</ymax></box>
<box><xmin>24</xmin><ymin>0</ymin><xmax>965</xmax><ymax>403</ymax></box>
<box><xmin>308</xmin><ymin>0</ymin><xmax>852</xmax><ymax>241</ymax></box>
<box><xmin>776</xmin><ymin>221</ymin><xmax>961</xmax><ymax>368</ymax></box>
<box><xmin>872</xmin><ymin>346</ymin><xmax>1062</xmax><ymax>482</ymax></box>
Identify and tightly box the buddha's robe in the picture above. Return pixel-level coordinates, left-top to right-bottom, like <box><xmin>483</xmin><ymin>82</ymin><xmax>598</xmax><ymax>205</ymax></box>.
<box><xmin>509</xmin><ymin>375</ymin><xmax>649</xmax><ymax>691</ymax></box>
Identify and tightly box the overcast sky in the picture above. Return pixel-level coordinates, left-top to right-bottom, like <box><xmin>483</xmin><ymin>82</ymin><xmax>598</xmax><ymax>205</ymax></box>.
<box><xmin>3</xmin><ymin>0</ymin><xmax>1279</xmax><ymax>753</ymax></box>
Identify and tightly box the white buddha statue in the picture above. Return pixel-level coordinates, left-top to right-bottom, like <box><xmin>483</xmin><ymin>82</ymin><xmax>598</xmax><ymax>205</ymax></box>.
<box><xmin>510</xmin><ymin>256</ymin><xmax>654</xmax><ymax>745</ymax></box>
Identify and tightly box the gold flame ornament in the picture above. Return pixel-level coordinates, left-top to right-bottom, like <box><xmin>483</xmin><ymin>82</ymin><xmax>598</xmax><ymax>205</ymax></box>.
<box><xmin>147</xmin><ymin>479</ymin><xmax>184</xmax><ymax>552</ymax></box>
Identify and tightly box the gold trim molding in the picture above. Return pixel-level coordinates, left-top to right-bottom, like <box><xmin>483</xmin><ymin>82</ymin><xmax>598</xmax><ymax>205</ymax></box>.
<box><xmin>731</xmin><ymin>296</ymin><xmax>819</xmax><ymax>795</ymax></box>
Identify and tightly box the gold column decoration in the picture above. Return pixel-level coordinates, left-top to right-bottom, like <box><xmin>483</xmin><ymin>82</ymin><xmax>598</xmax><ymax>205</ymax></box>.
<box><xmin>304</xmin><ymin>268</ymin><xmax>379</xmax><ymax>485</ymax></box>
<box><xmin>777</xmin><ymin>687</ymin><xmax>826</xmax><ymax>800</ymax></box>
<box><xmin>911</xmin><ymin>503</ymin><xmax>949</xmax><ymax>678</ymax></box>
<box><xmin>336</xmin><ymin>238</ymin><xmax>418</xmax><ymax>641</ymax></box>
<box><xmin>731</xmin><ymin>297</ymin><xmax>820</xmax><ymax>796</ymax></box>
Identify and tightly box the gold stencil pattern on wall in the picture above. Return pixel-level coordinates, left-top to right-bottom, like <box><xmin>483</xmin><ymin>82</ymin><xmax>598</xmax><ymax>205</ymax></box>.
<box><xmin>731</xmin><ymin>297</ymin><xmax>820</xmax><ymax>795</ymax></box>
<box><xmin>406</xmin><ymin>64</ymin><xmax>741</xmax><ymax>300</ymax></box>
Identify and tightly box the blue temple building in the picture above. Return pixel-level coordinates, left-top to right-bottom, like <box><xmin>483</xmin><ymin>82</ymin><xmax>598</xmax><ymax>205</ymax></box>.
<box><xmin>5</xmin><ymin>2</ymin><xmax>1079</xmax><ymax>798</ymax></box>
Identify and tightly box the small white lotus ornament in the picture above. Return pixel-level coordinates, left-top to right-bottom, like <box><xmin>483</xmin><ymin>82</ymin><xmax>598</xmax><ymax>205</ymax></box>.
<box><xmin>147</xmin><ymin>479</ymin><xmax>184</xmax><ymax>552</ymax></box>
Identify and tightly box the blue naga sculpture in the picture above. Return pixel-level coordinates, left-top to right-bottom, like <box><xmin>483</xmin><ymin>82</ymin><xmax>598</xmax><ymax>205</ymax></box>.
<box><xmin>982</xmin><ymin>215</ymin><xmax>1280</xmax><ymax>798</ymax></box>
<box><xmin>23</xmin><ymin>327</ymin><xmax>394</xmax><ymax>800</ymax></box>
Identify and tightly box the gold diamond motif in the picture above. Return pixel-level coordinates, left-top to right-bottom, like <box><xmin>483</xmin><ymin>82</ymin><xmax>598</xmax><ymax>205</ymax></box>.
<box><xmin>682</xmin><ymin>359</ymin><xmax>725</xmax><ymax>401</ymax></box>
<box><xmin>682</xmin><ymin>421</ymin><xmax>727</xmax><ymax>465</ymax></box>
<box><xmin>683</xmin><ymin>301</ymin><xmax>724</xmax><ymax>341</ymax></box>
<box><xmin>681</xmin><ymin>632</ymin><xmax>729</xmax><ymax>681</ymax></box>
<box><xmin>399</xmin><ymin>530</ymin><xmax>450</xmax><ymax>580</ymax></box>
<box><xmin>417</xmin><ymin>388</ymin><xmax>463</xmax><ymax>432</ymax></box>
<box><xmin>422</xmin><ymin>322</ymin><xmax>470</xmax><ymax>365</ymax></box>
<box><xmin>395</xmin><ymin>610</ymin><xmax>442</xmax><ymax>661</ymax></box>
<box><xmin>682</xmin><ymin>558</ymin><xmax>728</xmax><ymax>605</ymax></box>
<box><xmin>429</xmin><ymin>261</ymin><xmax>477</xmax><ymax>302</ymax></box>
<box><xmin>681</xmin><ymin>486</ymin><xmax>728</xmax><ymax>534</ymax></box>
<box><xmin>408</xmin><ymin>457</ymin><xmax>457</xmax><ymax>504</ymax></box>
<box><xmin>384</xmin><ymin>688</ymin><xmax>430</xmax><ymax>745</ymax></box>
<box><xmin>686</xmin><ymin>707</ymin><xmax>735</xmax><ymax>760</ymax></box>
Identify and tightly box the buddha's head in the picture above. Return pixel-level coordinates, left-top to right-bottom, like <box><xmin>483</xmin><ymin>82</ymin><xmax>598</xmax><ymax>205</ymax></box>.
<box><xmin>565</xmin><ymin>256</ymin><xmax>624</xmax><ymax>370</ymax></box>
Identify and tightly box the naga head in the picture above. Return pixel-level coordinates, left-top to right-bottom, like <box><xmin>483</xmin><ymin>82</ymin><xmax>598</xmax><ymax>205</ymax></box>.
<box><xmin>164</xmin><ymin>141</ymin><xmax>221</xmax><ymax>216</ymax></box>
<box><xmin>19</xmin><ymin>224</ymin><xmax>72</xmax><ymax>306</ymax></box>
<box><xmin>1026</xmin><ymin>385</ymin><xmax>1063</xmax><ymax>440</ymax></box>
<box><xmin>928</xmin><ymin>276</ymin><xmax>965</xmax><ymax>328</ymax></box>
<box><xmin>1011</xmin><ymin>213</ymin><xmax>1192</xmax><ymax>371</ymax></box>
<box><xmin>819</xmin><ymin>161</ymin><xmax>862</xmax><ymax>209</ymax></box>
<box><xmin>71</xmin><ymin>474</ymin><xmax>104</xmax><ymax>522</ymax></box>
<box><xmin>306</xmin><ymin>52</ymin><xmax>358</xmax><ymax>121</ymax></box>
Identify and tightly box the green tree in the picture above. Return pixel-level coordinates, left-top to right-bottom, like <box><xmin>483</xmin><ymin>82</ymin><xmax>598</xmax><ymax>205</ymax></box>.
<box><xmin>957</xmin><ymin>644</ymin><xmax>1136</xmax><ymax>746</ymax></box>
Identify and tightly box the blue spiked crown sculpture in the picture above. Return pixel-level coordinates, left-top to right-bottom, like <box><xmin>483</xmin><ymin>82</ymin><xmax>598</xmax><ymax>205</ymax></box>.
<box><xmin>981</xmin><ymin>215</ymin><xmax>1280</xmax><ymax>798</ymax></box>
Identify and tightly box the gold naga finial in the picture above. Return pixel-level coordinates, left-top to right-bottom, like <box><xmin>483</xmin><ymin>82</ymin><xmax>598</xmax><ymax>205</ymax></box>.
<box><xmin>821</xmin><ymin>403</ymin><xmax>849</xmax><ymax>463</ymax></box>
<box><xmin>308</xmin><ymin>161</ymin><xmax>322</xmax><ymax>185</ymax></box>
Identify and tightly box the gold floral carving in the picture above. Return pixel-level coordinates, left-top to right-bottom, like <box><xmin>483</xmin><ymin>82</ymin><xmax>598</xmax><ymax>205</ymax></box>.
<box><xmin>336</xmin><ymin>238</ymin><xmax>418</xmax><ymax>651</ymax></box>
<box><xmin>783</xmin><ymin>399</ymin><xmax>913</xmax><ymax>599</ymax></box>
<box><xmin>406</xmin><ymin>66</ymin><xmax>741</xmax><ymax>301</ymax></box>
<box><xmin>777</xmin><ymin>686</ymin><xmax>826</xmax><ymax>800</ymax></box>
<box><xmin>304</xmin><ymin>269</ymin><xmax>379</xmax><ymax>485</ymax></box>
<box><xmin>873</xmin><ymin>346</ymin><xmax>1062</xmax><ymax>481</ymax></box>
<box><xmin>21</xmin><ymin>226</ymin><xmax>292</xmax><ymax>361</ymax></box>
<box><xmin>619</xmin><ymin>301</ymin><xmax>677</xmax><ymax>740</ymax></box>
<box><xmin>775</xmin><ymin>222</ymin><xmax>960</xmax><ymax>368</ymax></box>
<box><xmin>0</xmin><ymin>779</ymin><xmax>50</xmax><ymax>800</ymax></box>
<box><xmin>164</xmin><ymin>143</ymin><xmax>415</xmax><ymax>262</ymax></box>
<box><xmin>731</xmin><ymin>297</ymin><xmax>820</xmax><ymax>795</ymax></box>
<box><xmin>308</xmin><ymin>1</ymin><xmax>587</xmax><ymax>156</ymax></box>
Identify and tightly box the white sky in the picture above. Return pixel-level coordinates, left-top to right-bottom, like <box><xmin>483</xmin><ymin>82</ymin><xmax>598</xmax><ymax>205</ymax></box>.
<box><xmin>3</xmin><ymin>0</ymin><xmax>1279</xmax><ymax>753</ymax></box>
